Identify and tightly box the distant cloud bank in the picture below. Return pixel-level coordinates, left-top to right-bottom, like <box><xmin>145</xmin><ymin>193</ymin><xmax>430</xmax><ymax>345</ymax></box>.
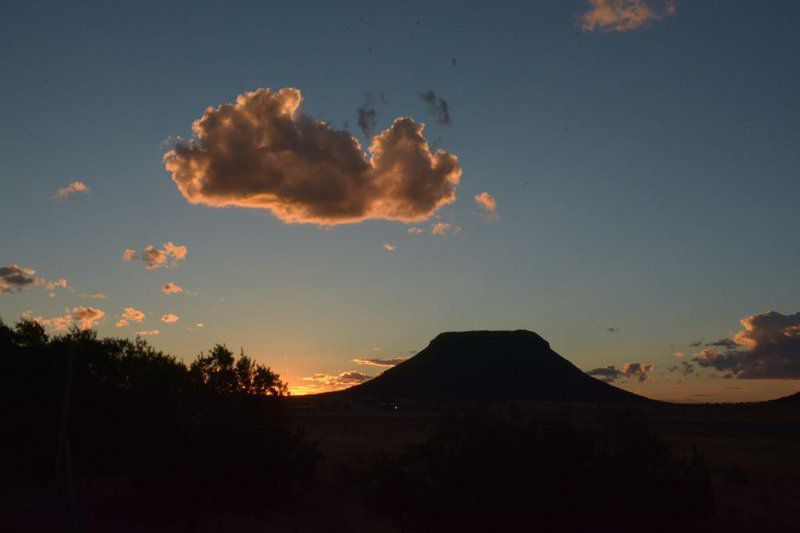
<box><xmin>579</xmin><ymin>0</ymin><xmax>677</xmax><ymax>32</ymax></box>
<box><xmin>587</xmin><ymin>362</ymin><xmax>654</xmax><ymax>382</ymax></box>
<box><xmin>163</xmin><ymin>88</ymin><xmax>460</xmax><ymax>226</ymax></box>
<box><xmin>693</xmin><ymin>311</ymin><xmax>800</xmax><ymax>379</ymax></box>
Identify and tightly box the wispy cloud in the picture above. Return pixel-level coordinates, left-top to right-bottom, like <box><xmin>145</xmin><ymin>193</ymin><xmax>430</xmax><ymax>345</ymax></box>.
<box><xmin>579</xmin><ymin>0</ymin><xmax>677</xmax><ymax>33</ymax></box>
<box><xmin>55</xmin><ymin>181</ymin><xmax>90</xmax><ymax>199</ymax></box>
<box><xmin>473</xmin><ymin>192</ymin><xmax>499</xmax><ymax>221</ymax></box>
<box><xmin>431</xmin><ymin>222</ymin><xmax>460</xmax><ymax>236</ymax></box>
<box><xmin>587</xmin><ymin>362</ymin><xmax>654</xmax><ymax>382</ymax></box>
<box><xmin>293</xmin><ymin>370</ymin><xmax>373</xmax><ymax>394</ymax></box>
<box><xmin>352</xmin><ymin>357</ymin><xmax>408</xmax><ymax>367</ymax></box>
<box><xmin>419</xmin><ymin>90</ymin><xmax>451</xmax><ymax>125</ymax></box>
<box><xmin>383</xmin><ymin>243</ymin><xmax>396</xmax><ymax>252</ymax></box>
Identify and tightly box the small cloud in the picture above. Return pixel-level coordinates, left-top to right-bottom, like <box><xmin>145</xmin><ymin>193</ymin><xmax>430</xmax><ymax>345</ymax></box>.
<box><xmin>668</xmin><ymin>361</ymin><xmax>695</xmax><ymax>376</ymax></box>
<box><xmin>295</xmin><ymin>370</ymin><xmax>373</xmax><ymax>394</ymax></box>
<box><xmin>34</xmin><ymin>306</ymin><xmax>105</xmax><ymax>331</ymax></box>
<box><xmin>383</xmin><ymin>243</ymin><xmax>396</xmax><ymax>252</ymax></box>
<box><xmin>81</xmin><ymin>292</ymin><xmax>107</xmax><ymax>299</ymax></box>
<box><xmin>705</xmin><ymin>338</ymin><xmax>738</xmax><ymax>349</ymax></box>
<box><xmin>123</xmin><ymin>242</ymin><xmax>187</xmax><ymax>270</ymax></box>
<box><xmin>352</xmin><ymin>357</ymin><xmax>408</xmax><ymax>367</ymax></box>
<box><xmin>688</xmin><ymin>339</ymin><xmax>703</xmax><ymax>347</ymax></box>
<box><xmin>431</xmin><ymin>222</ymin><xmax>460</xmax><ymax>236</ymax></box>
<box><xmin>407</xmin><ymin>226</ymin><xmax>424</xmax><ymax>235</ymax></box>
<box><xmin>161</xmin><ymin>282</ymin><xmax>184</xmax><ymax>294</ymax></box>
<box><xmin>579</xmin><ymin>0</ymin><xmax>677</xmax><ymax>33</ymax></box>
<box><xmin>0</xmin><ymin>264</ymin><xmax>44</xmax><ymax>293</ymax></box>
<box><xmin>606</xmin><ymin>326</ymin><xmax>620</xmax><ymax>333</ymax></box>
<box><xmin>121</xmin><ymin>307</ymin><xmax>145</xmax><ymax>323</ymax></box>
<box><xmin>136</xmin><ymin>330</ymin><xmax>159</xmax><ymax>336</ymax></box>
<box><xmin>116</xmin><ymin>319</ymin><xmax>128</xmax><ymax>328</ymax></box>
<box><xmin>419</xmin><ymin>90</ymin><xmax>451</xmax><ymax>125</ymax></box>
<box><xmin>473</xmin><ymin>192</ymin><xmax>499</xmax><ymax>222</ymax></box>
<box><xmin>55</xmin><ymin>181</ymin><xmax>90</xmax><ymax>199</ymax></box>
<box><xmin>673</xmin><ymin>351</ymin><xmax>685</xmax><ymax>358</ymax></box>
<box><xmin>161</xmin><ymin>313</ymin><xmax>180</xmax><ymax>324</ymax></box>
<box><xmin>356</xmin><ymin>92</ymin><xmax>386</xmax><ymax>138</ymax></box>
<box><xmin>587</xmin><ymin>362</ymin><xmax>654</xmax><ymax>383</ymax></box>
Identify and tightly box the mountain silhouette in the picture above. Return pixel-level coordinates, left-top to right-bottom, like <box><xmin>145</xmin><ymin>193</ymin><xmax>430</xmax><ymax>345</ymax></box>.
<box><xmin>337</xmin><ymin>330</ymin><xmax>650</xmax><ymax>403</ymax></box>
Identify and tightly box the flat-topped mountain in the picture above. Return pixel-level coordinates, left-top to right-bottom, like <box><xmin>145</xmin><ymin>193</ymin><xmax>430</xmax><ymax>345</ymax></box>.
<box><xmin>337</xmin><ymin>330</ymin><xmax>649</xmax><ymax>403</ymax></box>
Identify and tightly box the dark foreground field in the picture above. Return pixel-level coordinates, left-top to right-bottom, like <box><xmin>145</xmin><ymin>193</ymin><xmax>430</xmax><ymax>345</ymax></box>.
<box><xmin>286</xmin><ymin>398</ymin><xmax>800</xmax><ymax>532</ymax></box>
<box><xmin>3</xmin><ymin>322</ymin><xmax>800</xmax><ymax>532</ymax></box>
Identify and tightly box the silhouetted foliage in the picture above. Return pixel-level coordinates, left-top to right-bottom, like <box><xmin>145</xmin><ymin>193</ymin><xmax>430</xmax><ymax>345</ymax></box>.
<box><xmin>0</xmin><ymin>316</ymin><xmax>316</xmax><ymax>530</ymax></box>
<box><xmin>363</xmin><ymin>408</ymin><xmax>713</xmax><ymax>532</ymax></box>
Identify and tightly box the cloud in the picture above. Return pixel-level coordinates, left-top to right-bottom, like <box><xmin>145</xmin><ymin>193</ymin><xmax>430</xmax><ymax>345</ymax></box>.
<box><xmin>473</xmin><ymin>192</ymin><xmax>499</xmax><ymax>222</ymax></box>
<box><xmin>81</xmin><ymin>292</ymin><xmax>107</xmax><ymax>299</ymax></box>
<box><xmin>431</xmin><ymin>222</ymin><xmax>460</xmax><ymax>236</ymax></box>
<box><xmin>356</xmin><ymin>92</ymin><xmax>385</xmax><ymax>138</ymax></box>
<box><xmin>0</xmin><ymin>264</ymin><xmax>44</xmax><ymax>293</ymax></box>
<box><xmin>161</xmin><ymin>282</ymin><xmax>184</xmax><ymax>294</ymax></box>
<box><xmin>352</xmin><ymin>357</ymin><xmax>408</xmax><ymax>367</ymax></box>
<box><xmin>587</xmin><ymin>362</ymin><xmax>654</xmax><ymax>383</ymax></box>
<box><xmin>123</xmin><ymin>242</ymin><xmax>187</xmax><ymax>270</ymax></box>
<box><xmin>35</xmin><ymin>306</ymin><xmax>105</xmax><ymax>331</ymax></box>
<box><xmin>45</xmin><ymin>278</ymin><xmax>72</xmax><ymax>297</ymax></box>
<box><xmin>705</xmin><ymin>338</ymin><xmax>738</xmax><ymax>349</ymax></box>
<box><xmin>383</xmin><ymin>243</ymin><xmax>396</xmax><ymax>252</ymax></box>
<box><xmin>136</xmin><ymin>330</ymin><xmax>159</xmax><ymax>336</ymax></box>
<box><xmin>693</xmin><ymin>311</ymin><xmax>800</xmax><ymax>379</ymax></box>
<box><xmin>161</xmin><ymin>314</ymin><xmax>180</xmax><ymax>324</ymax></box>
<box><xmin>579</xmin><ymin>0</ymin><xmax>677</xmax><ymax>32</ymax></box>
<box><xmin>419</xmin><ymin>90</ymin><xmax>451</xmax><ymax>125</ymax></box>
<box><xmin>117</xmin><ymin>307</ymin><xmax>146</xmax><ymax>328</ymax></box>
<box><xmin>673</xmin><ymin>351</ymin><xmax>685</xmax><ymax>358</ymax></box>
<box><xmin>55</xmin><ymin>181</ymin><xmax>90</xmax><ymax>199</ymax></box>
<box><xmin>163</xmin><ymin>88</ymin><xmax>461</xmax><ymax>226</ymax></box>
<box><xmin>606</xmin><ymin>327</ymin><xmax>620</xmax><ymax>333</ymax></box>
<box><xmin>297</xmin><ymin>370</ymin><xmax>373</xmax><ymax>394</ymax></box>
<box><xmin>586</xmin><ymin>365</ymin><xmax>622</xmax><ymax>382</ymax></box>
<box><xmin>669</xmin><ymin>361</ymin><xmax>695</xmax><ymax>376</ymax></box>
<box><xmin>688</xmin><ymin>340</ymin><xmax>703</xmax><ymax>347</ymax></box>
<box><xmin>407</xmin><ymin>226</ymin><xmax>424</xmax><ymax>235</ymax></box>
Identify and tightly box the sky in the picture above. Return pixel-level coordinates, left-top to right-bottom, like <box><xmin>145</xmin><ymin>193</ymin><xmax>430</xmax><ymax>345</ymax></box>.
<box><xmin>1</xmin><ymin>0</ymin><xmax>799</xmax><ymax>402</ymax></box>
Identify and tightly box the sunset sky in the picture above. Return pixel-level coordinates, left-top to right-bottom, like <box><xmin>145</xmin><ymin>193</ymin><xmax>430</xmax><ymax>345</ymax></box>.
<box><xmin>1</xmin><ymin>0</ymin><xmax>799</xmax><ymax>401</ymax></box>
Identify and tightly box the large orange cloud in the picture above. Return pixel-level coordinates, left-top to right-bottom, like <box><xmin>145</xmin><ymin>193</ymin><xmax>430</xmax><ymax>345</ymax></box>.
<box><xmin>163</xmin><ymin>88</ymin><xmax>461</xmax><ymax>225</ymax></box>
<box><xmin>579</xmin><ymin>0</ymin><xmax>677</xmax><ymax>32</ymax></box>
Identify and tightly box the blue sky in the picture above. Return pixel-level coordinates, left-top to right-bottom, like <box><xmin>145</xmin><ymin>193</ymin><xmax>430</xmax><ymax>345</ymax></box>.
<box><xmin>1</xmin><ymin>0</ymin><xmax>799</xmax><ymax>400</ymax></box>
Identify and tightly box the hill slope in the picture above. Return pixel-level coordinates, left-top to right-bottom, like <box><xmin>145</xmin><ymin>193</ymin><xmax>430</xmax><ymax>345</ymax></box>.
<box><xmin>338</xmin><ymin>330</ymin><xmax>649</xmax><ymax>403</ymax></box>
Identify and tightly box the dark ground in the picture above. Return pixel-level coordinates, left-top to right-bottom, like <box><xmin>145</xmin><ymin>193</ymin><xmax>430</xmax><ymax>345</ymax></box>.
<box><xmin>287</xmin><ymin>398</ymin><xmax>800</xmax><ymax>532</ymax></box>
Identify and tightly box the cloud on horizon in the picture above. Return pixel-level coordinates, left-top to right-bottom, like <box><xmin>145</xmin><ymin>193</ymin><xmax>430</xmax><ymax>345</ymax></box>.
<box><xmin>693</xmin><ymin>311</ymin><xmax>800</xmax><ymax>379</ymax></box>
<box><xmin>579</xmin><ymin>0</ymin><xmax>677</xmax><ymax>32</ymax></box>
<box><xmin>163</xmin><ymin>88</ymin><xmax>461</xmax><ymax>226</ymax></box>
<box><xmin>123</xmin><ymin>242</ymin><xmax>187</xmax><ymax>270</ymax></box>
<box><xmin>295</xmin><ymin>370</ymin><xmax>373</xmax><ymax>394</ymax></box>
<box><xmin>587</xmin><ymin>362</ymin><xmax>654</xmax><ymax>382</ymax></box>
<box><xmin>352</xmin><ymin>357</ymin><xmax>408</xmax><ymax>367</ymax></box>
